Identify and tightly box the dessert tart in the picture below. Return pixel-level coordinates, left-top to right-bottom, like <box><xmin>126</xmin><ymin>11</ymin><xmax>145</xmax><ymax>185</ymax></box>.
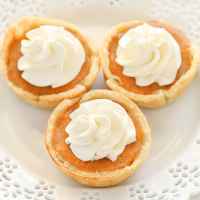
<box><xmin>1</xmin><ymin>16</ymin><xmax>99</xmax><ymax>108</ymax></box>
<box><xmin>100</xmin><ymin>20</ymin><xmax>199</xmax><ymax>108</ymax></box>
<box><xmin>46</xmin><ymin>89</ymin><xmax>151</xmax><ymax>187</ymax></box>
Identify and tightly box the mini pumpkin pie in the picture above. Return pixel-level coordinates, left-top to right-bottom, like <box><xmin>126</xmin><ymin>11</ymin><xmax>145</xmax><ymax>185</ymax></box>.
<box><xmin>45</xmin><ymin>89</ymin><xmax>151</xmax><ymax>187</ymax></box>
<box><xmin>100</xmin><ymin>20</ymin><xmax>199</xmax><ymax>108</ymax></box>
<box><xmin>1</xmin><ymin>16</ymin><xmax>98</xmax><ymax>108</ymax></box>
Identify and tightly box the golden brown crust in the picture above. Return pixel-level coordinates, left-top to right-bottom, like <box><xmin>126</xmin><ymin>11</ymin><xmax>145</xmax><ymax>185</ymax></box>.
<box><xmin>100</xmin><ymin>20</ymin><xmax>199</xmax><ymax>108</ymax></box>
<box><xmin>45</xmin><ymin>89</ymin><xmax>151</xmax><ymax>187</ymax></box>
<box><xmin>1</xmin><ymin>16</ymin><xmax>99</xmax><ymax>109</ymax></box>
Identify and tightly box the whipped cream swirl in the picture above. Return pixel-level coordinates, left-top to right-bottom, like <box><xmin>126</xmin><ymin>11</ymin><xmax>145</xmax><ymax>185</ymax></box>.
<box><xmin>116</xmin><ymin>23</ymin><xmax>182</xmax><ymax>86</ymax></box>
<box><xmin>18</xmin><ymin>25</ymin><xmax>85</xmax><ymax>88</ymax></box>
<box><xmin>65</xmin><ymin>99</ymin><xmax>136</xmax><ymax>161</ymax></box>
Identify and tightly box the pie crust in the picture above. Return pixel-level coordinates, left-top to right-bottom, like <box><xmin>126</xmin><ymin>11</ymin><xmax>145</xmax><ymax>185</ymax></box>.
<box><xmin>1</xmin><ymin>16</ymin><xmax>99</xmax><ymax>108</ymax></box>
<box><xmin>45</xmin><ymin>89</ymin><xmax>151</xmax><ymax>187</ymax></box>
<box><xmin>100</xmin><ymin>20</ymin><xmax>199</xmax><ymax>108</ymax></box>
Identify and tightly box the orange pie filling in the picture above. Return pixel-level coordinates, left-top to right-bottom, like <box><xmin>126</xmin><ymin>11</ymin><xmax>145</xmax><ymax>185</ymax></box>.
<box><xmin>107</xmin><ymin>21</ymin><xmax>193</xmax><ymax>95</ymax></box>
<box><xmin>51</xmin><ymin>102</ymin><xmax>144</xmax><ymax>172</ymax></box>
<box><xmin>5</xmin><ymin>25</ymin><xmax>93</xmax><ymax>95</ymax></box>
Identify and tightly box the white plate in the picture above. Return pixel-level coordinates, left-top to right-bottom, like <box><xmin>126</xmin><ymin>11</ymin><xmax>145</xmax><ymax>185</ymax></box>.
<box><xmin>0</xmin><ymin>0</ymin><xmax>200</xmax><ymax>200</ymax></box>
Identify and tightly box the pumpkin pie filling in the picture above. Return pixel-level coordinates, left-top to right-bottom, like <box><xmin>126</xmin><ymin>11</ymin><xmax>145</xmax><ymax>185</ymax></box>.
<box><xmin>51</xmin><ymin>102</ymin><xmax>144</xmax><ymax>172</ymax></box>
<box><xmin>108</xmin><ymin>21</ymin><xmax>193</xmax><ymax>95</ymax></box>
<box><xmin>6</xmin><ymin>27</ymin><xmax>92</xmax><ymax>95</ymax></box>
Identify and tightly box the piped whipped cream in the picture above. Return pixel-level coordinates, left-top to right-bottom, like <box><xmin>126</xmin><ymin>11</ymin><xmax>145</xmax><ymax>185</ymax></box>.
<box><xmin>116</xmin><ymin>23</ymin><xmax>182</xmax><ymax>86</ymax></box>
<box><xmin>65</xmin><ymin>99</ymin><xmax>136</xmax><ymax>161</ymax></box>
<box><xmin>18</xmin><ymin>25</ymin><xmax>85</xmax><ymax>88</ymax></box>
